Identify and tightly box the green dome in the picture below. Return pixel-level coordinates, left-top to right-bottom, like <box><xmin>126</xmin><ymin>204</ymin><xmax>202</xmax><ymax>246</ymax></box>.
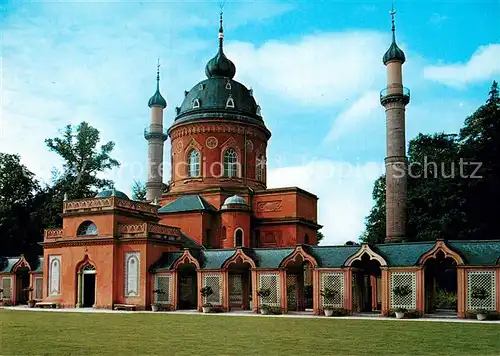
<box><xmin>175</xmin><ymin>77</ymin><xmax>263</xmax><ymax>125</ymax></box>
<box><xmin>95</xmin><ymin>189</ymin><xmax>129</xmax><ymax>200</ymax></box>
<box><xmin>148</xmin><ymin>90</ymin><xmax>167</xmax><ymax>108</ymax></box>
<box><xmin>383</xmin><ymin>41</ymin><xmax>405</xmax><ymax>65</ymax></box>
<box><xmin>205</xmin><ymin>49</ymin><xmax>236</xmax><ymax>79</ymax></box>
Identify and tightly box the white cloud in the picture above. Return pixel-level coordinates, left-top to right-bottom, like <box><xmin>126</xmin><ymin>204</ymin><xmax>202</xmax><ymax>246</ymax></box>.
<box><xmin>268</xmin><ymin>160</ymin><xmax>384</xmax><ymax>245</ymax></box>
<box><xmin>227</xmin><ymin>31</ymin><xmax>387</xmax><ymax>107</ymax></box>
<box><xmin>429</xmin><ymin>13</ymin><xmax>449</xmax><ymax>24</ymax></box>
<box><xmin>423</xmin><ymin>44</ymin><xmax>500</xmax><ymax>88</ymax></box>
<box><xmin>324</xmin><ymin>90</ymin><xmax>380</xmax><ymax>142</ymax></box>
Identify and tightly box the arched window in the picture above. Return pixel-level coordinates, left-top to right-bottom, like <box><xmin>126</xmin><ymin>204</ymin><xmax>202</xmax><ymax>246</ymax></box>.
<box><xmin>193</xmin><ymin>98</ymin><xmax>201</xmax><ymax>109</ymax></box>
<box><xmin>125</xmin><ymin>252</ymin><xmax>140</xmax><ymax>297</ymax></box>
<box><xmin>77</xmin><ymin>221</ymin><xmax>98</xmax><ymax>236</ymax></box>
<box><xmin>234</xmin><ymin>229</ymin><xmax>243</xmax><ymax>247</ymax></box>
<box><xmin>226</xmin><ymin>96</ymin><xmax>235</xmax><ymax>108</ymax></box>
<box><xmin>188</xmin><ymin>150</ymin><xmax>200</xmax><ymax>177</ymax></box>
<box><xmin>224</xmin><ymin>149</ymin><xmax>238</xmax><ymax>177</ymax></box>
<box><xmin>256</xmin><ymin>155</ymin><xmax>265</xmax><ymax>182</ymax></box>
<box><xmin>49</xmin><ymin>256</ymin><xmax>61</xmax><ymax>296</ymax></box>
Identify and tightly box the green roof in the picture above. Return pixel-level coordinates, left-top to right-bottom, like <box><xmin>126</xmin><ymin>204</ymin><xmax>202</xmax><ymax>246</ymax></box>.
<box><xmin>200</xmin><ymin>249</ymin><xmax>236</xmax><ymax>269</ymax></box>
<box><xmin>449</xmin><ymin>240</ymin><xmax>500</xmax><ymax>266</ymax></box>
<box><xmin>149</xmin><ymin>252</ymin><xmax>183</xmax><ymax>272</ymax></box>
<box><xmin>0</xmin><ymin>257</ymin><xmax>21</xmax><ymax>273</ymax></box>
<box><xmin>309</xmin><ymin>246</ymin><xmax>360</xmax><ymax>268</ymax></box>
<box><xmin>253</xmin><ymin>248</ymin><xmax>294</xmax><ymax>268</ymax></box>
<box><xmin>375</xmin><ymin>242</ymin><xmax>436</xmax><ymax>266</ymax></box>
<box><xmin>158</xmin><ymin>195</ymin><xmax>217</xmax><ymax>214</ymax></box>
<box><xmin>32</xmin><ymin>257</ymin><xmax>44</xmax><ymax>273</ymax></box>
<box><xmin>95</xmin><ymin>189</ymin><xmax>129</xmax><ymax>200</ymax></box>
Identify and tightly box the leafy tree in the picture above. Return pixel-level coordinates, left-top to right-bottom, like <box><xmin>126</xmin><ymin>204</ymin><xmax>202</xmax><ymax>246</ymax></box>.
<box><xmin>317</xmin><ymin>231</ymin><xmax>324</xmax><ymax>243</ymax></box>
<box><xmin>360</xmin><ymin>175</ymin><xmax>386</xmax><ymax>244</ymax></box>
<box><xmin>45</xmin><ymin>121</ymin><xmax>120</xmax><ymax>199</ymax></box>
<box><xmin>132</xmin><ymin>180</ymin><xmax>147</xmax><ymax>201</ymax></box>
<box><xmin>0</xmin><ymin>153</ymin><xmax>42</xmax><ymax>257</ymax></box>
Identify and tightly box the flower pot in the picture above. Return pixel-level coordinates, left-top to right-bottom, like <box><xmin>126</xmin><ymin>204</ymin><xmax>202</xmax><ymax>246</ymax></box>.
<box><xmin>260</xmin><ymin>309</ymin><xmax>269</xmax><ymax>315</ymax></box>
<box><xmin>151</xmin><ymin>304</ymin><xmax>159</xmax><ymax>312</ymax></box>
<box><xmin>395</xmin><ymin>312</ymin><xmax>405</xmax><ymax>319</ymax></box>
<box><xmin>477</xmin><ymin>313</ymin><xmax>487</xmax><ymax>321</ymax></box>
<box><xmin>28</xmin><ymin>300</ymin><xmax>36</xmax><ymax>308</ymax></box>
<box><xmin>202</xmin><ymin>306</ymin><xmax>211</xmax><ymax>313</ymax></box>
<box><xmin>324</xmin><ymin>309</ymin><xmax>334</xmax><ymax>317</ymax></box>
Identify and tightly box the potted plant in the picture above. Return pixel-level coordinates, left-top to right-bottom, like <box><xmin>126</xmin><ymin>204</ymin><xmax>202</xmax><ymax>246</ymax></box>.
<box><xmin>471</xmin><ymin>286</ymin><xmax>489</xmax><ymax>320</ymax></box>
<box><xmin>151</xmin><ymin>289</ymin><xmax>164</xmax><ymax>312</ymax></box>
<box><xmin>392</xmin><ymin>285</ymin><xmax>412</xmax><ymax>319</ymax></box>
<box><xmin>394</xmin><ymin>307</ymin><xmax>407</xmax><ymax>319</ymax></box>
<box><xmin>257</xmin><ymin>288</ymin><xmax>271</xmax><ymax>314</ymax></box>
<box><xmin>23</xmin><ymin>287</ymin><xmax>35</xmax><ymax>308</ymax></box>
<box><xmin>200</xmin><ymin>286</ymin><xmax>214</xmax><ymax>313</ymax></box>
<box><xmin>320</xmin><ymin>287</ymin><xmax>338</xmax><ymax>316</ymax></box>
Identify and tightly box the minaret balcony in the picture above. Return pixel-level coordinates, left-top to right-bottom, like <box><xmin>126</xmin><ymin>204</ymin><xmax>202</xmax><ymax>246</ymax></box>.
<box><xmin>380</xmin><ymin>85</ymin><xmax>410</xmax><ymax>105</ymax></box>
<box><xmin>144</xmin><ymin>127</ymin><xmax>168</xmax><ymax>141</ymax></box>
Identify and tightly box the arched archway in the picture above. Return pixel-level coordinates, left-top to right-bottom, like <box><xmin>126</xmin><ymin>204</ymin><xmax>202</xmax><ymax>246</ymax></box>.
<box><xmin>13</xmin><ymin>257</ymin><xmax>31</xmax><ymax>305</ymax></box>
<box><xmin>350</xmin><ymin>253</ymin><xmax>382</xmax><ymax>313</ymax></box>
<box><xmin>75</xmin><ymin>256</ymin><xmax>97</xmax><ymax>308</ymax></box>
<box><xmin>281</xmin><ymin>247</ymin><xmax>318</xmax><ymax>312</ymax></box>
<box><xmin>174</xmin><ymin>253</ymin><xmax>199</xmax><ymax>310</ymax></box>
<box><xmin>224</xmin><ymin>250</ymin><xmax>255</xmax><ymax>311</ymax></box>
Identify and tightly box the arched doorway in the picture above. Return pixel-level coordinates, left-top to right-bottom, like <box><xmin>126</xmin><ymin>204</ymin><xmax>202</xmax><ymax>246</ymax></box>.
<box><xmin>282</xmin><ymin>249</ymin><xmax>317</xmax><ymax>313</ymax></box>
<box><xmin>177</xmin><ymin>263</ymin><xmax>198</xmax><ymax>310</ymax></box>
<box><xmin>15</xmin><ymin>267</ymin><xmax>30</xmax><ymax>305</ymax></box>
<box><xmin>423</xmin><ymin>251</ymin><xmax>458</xmax><ymax>315</ymax></box>
<box><xmin>351</xmin><ymin>253</ymin><xmax>382</xmax><ymax>313</ymax></box>
<box><xmin>78</xmin><ymin>264</ymin><xmax>96</xmax><ymax>308</ymax></box>
<box><xmin>225</xmin><ymin>252</ymin><xmax>255</xmax><ymax>311</ymax></box>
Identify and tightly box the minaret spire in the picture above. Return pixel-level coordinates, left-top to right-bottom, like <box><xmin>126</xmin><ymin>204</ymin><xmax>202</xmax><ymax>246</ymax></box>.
<box><xmin>218</xmin><ymin>11</ymin><xmax>224</xmax><ymax>51</ymax></box>
<box><xmin>390</xmin><ymin>1</ymin><xmax>396</xmax><ymax>43</ymax></box>
<box><xmin>156</xmin><ymin>57</ymin><xmax>160</xmax><ymax>91</ymax></box>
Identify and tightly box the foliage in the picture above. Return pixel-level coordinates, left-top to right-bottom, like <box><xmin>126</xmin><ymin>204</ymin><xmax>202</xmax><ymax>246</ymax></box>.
<box><xmin>470</xmin><ymin>286</ymin><xmax>489</xmax><ymax>300</ymax></box>
<box><xmin>257</xmin><ymin>288</ymin><xmax>271</xmax><ymax>298</ymax></box>
<box><xmin>45</xmin><ymin>121</ymin><xmax>120</xmax><ymax>200</ymax></box>
<box><xmin>393</xmin><ymin>307</ymin><xmax>407</xmax><ymax>313</ymax></box>
<box><xmin>317</xmin><ymin>231</ymin><xmax>324</xmax><ymax>243</ymax></box>
<box><xmin>324</xmin><ymin>308</ymin><xmax>350</xmax><ymax>316</ymax></box>
<box><xmin>393</xmin><ymin>285</ymin><xmax>412</xmax><ymax>297</ymax></box>
<box><xmin>435</xmin><ymin>290</ymin><xmax>457</xmax><ymax>309</ymax></box>
<box><xmin>362</xmin><ymin>81</ymin><xmax>500</xmax><ymax>243</ymax></box>
<box><xmin>132</xmin><ymin>180</ymin><xmax>147</xmax><ymax>201</ymax></box>
<box><xmin>304</xmin><ymin>285</ymin><xmax>313</xmax><ymax>298</ymax></box>
<box><xmin>152</xmin><ymin>289</ymin><xmax>165</xmax><ymax>294</ymax></box>
<box><xmin>320</xmin><ymin>287</ymin><xmax>339</xmax><ymax>307</ymax></box>
<box><xmin>200</xmin><ymin>286</ymin><xmax>214</xmax><ymax>308</ymax></box>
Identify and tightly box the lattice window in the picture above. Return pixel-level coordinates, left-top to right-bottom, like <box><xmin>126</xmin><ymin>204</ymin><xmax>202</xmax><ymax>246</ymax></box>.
<box><xmin>229</xmin><ymin>274</ymin><xmax>243</xmax><ymax>306</ymax></box>
<box><xmin>34</xmin><ymin>277</ymin><xmax>43</xmax><ymax>300</ymax></box>
<box><xmin>48</xmin><ymin>255</ymin><xmax>61</xmax><ymax>296</ymax></box>
<box><xmin>320</xmin><ymin>272</ymin><xmax>344</xmax><ymax>309</ymax></box>
<box><xmin>390</xmin><ymin>272</ymin><xmax>416</xmax><ymax>309</ymax></box>
<box><xmin>154</xmin><ymin>274</ymin><xmax>172</xmax><ymax>304</ymax></box>
<box><xmin>258</xmin><ymin>273</ymin><xmax>280</xmax><ymax>307</ymax></box>
<box><xmin>203</xmin><ymin>274</ymin><xmax>222</xmax><ymax>305</ymax></box>
<box><xmin>1</xmin><ymin>277</ymin><xmax>12</xmax><ymax>299</ymax></box>
<box><xmin>467</xmin><ymin>271</ymin><xmax>496</xmax><ymax>311</ymax></box>
<box><xmin>286</xmin><ymin>274</ymin><xmax>297</xmax><ymax>310</ymax></box>
<box><xmin>352</xmin><ymin>273</ymin><xmax>357</xmax><ymax>310</ymax></box>
<box><xmin>124</xmin><ymin>252</ymin><xmax>140</xmax><ymax>297</ymax></box>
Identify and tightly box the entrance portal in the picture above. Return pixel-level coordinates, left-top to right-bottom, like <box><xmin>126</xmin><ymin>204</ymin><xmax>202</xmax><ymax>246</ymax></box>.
<box><xmin>15</xmin><ymin>267</ymin><xmax>30</xmax><ymax>305</ymax></box>
<box><xmin>424</xmin><ymin>251</ymin><xmax>457</xmax><ymax>314</ymax></box>
<box><xmin>228</xmin><ymin>263</ymin><xmax>252</xmax><ymax>310</ymax></box>
<box><xmin>351</xmin><ymin>253</ymin><xmax>382</xmax><ymax>313</ymax></box>
<box><xmin>82</xmin><ymin>274</ymin><xmax>96</xmax><ymax>307</ymax></box>
<box><xmin>177</xmin><ymin>264</ymin><xmax>197</xmax><ymax>310</ymax></box>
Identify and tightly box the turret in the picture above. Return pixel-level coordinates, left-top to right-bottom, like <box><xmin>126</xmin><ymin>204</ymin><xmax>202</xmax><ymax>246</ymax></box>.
<box><xmin>380</xmin><ymin>5</ymin><xmax>410</xmax><ymax>243</ymax></box>
<box><xmin>220</xmin><ymin>195</ymin><xmax>251</xmax><ymax>248</ymax></box>
<box><xmin>145</xmin><ymin>61</ymin><xmax>168</xmax><ymax>202</ymax></box>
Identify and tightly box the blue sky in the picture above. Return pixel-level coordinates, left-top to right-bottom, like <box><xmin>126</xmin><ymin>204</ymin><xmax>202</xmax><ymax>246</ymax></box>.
<box><xmin>1</xmin><ymin>0</ymin><xmax>499</xmax><ymax>245</ymax></box>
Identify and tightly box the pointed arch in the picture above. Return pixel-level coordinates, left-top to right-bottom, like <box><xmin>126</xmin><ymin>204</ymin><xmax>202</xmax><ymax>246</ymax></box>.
<box><xmin>172</xmin><ymin>250</ymin><xmax>200</xmax><ymax>270</ymax></box>
<box><xmin>417</xmin><ymin>240</ymin><xmax>464</xmax><ymax>265</ymax></box>
<box><xmin>280</xmin><ymin>246</ymin><xmax>318</xmax><ymax>268</ymax></box>
<box><xmin>75</xmin><ymin>254</ymin><xmax>97</xmax><ymax>272</ymax></box>
<box><xmin>12</xmin><ymin>255</ymin><xmax>31</xmax><ymax>272</ymax></box>
<box><xmin>344</xmin><ymin>244</ymin><xmax>387</xmax><ymax>267</ymax></box>
<box><xmin>222</xmin><ymin>248</ymin><xmax>257</xmax><ymax>269</ymax></box>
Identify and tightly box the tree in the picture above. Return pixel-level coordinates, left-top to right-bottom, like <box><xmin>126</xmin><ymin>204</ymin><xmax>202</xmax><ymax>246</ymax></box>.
<box><xmin>317</xmin><ymin>231</ymin><xmax>324</xmax><ymax>243</ymax></box>
<box><xmin>45</xmin><ymin>121</ymin><xmax>120</xmax><ymax>200</ymax></box>
<box><xmin>360</xmin><ymin>175</ymin><xmax>386</xmax><ymax>244</ymax></box>
<box><xmin>132</xmin><ymin>180</ymin><xmax>147</xmax><ymax>201</ymax></box>
<box><xmin>0</xmin><ymin>153</ymin><xmax>42</xmax><ymax>257</ymax></box>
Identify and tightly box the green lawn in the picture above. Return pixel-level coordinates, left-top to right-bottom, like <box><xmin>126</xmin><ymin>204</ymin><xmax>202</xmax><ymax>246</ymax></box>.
<box><xmin>1</xmin><ymin>310</ymin><xmax>499</xmax><ymax>356</ymax></box>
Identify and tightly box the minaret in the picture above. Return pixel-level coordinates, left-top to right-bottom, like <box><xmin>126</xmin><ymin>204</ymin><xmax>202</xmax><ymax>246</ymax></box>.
<box><xmin>380</xmin><ymin>5</ymin><xmax>410</xmax><ymax>243</ymax></box>
<box><xmin>145</xmin><ymin>60</ymin><xmax>168</xmax><ymax>202</ymax></box>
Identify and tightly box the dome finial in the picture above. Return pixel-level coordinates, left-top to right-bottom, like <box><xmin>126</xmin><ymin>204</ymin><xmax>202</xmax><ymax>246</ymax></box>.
<box><xmin>382</xmin><ymin>0</ymin><xmax>406</xmax><ymax>65</ymax></box>
<box><xmin>148</xmin><ymin>58</ymin><xmax>167</xmax><ymax>108</ymax></box>
<box><xmin>205</xmin><ymin>8</ymin><xmax>236</xmax><ymax>79</ymax></box>
<box><xmin>390</xmin><ymin>1</ymin><xmax>396</xmax><ymax>43</ymax></box>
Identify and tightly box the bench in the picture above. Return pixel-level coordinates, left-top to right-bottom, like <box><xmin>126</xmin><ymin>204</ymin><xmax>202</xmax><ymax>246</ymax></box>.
<box><xmin>35</xmin><ymin>302</ymin><xmax>58</xmax><ymax>309</ymax></box>
<box><xmin>113</xmin><ymin>304</ymin><xmax>137</xmax><ymax>311</ymax></box>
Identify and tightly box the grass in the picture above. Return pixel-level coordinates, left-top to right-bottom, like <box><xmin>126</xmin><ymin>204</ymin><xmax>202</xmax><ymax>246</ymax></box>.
<box><xmin>1</xmin><ymin>310</ymin><xmax>499</xmax><ymax>356</ymax></box>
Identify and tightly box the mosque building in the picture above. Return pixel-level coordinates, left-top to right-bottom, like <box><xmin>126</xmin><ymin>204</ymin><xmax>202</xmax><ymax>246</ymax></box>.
<box><xmin>1</xmin><ymin>11</ymin><xmax>499</xmax><ymax>318</ymax></box>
